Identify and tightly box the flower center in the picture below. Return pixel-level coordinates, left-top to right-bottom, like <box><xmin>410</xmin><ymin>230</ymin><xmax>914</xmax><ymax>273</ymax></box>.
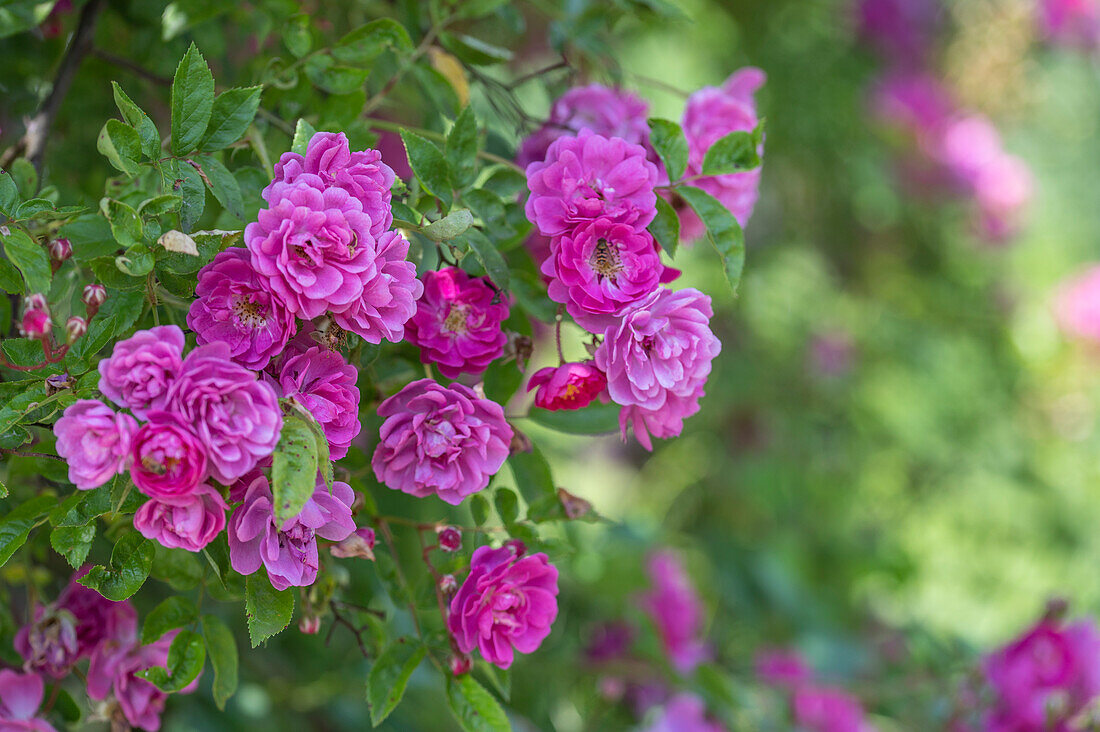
<box><xmin>589</xmin><ymin>238</ymin><xmax>623</xmax><ymax>282</ymax></box>
<box><xmin>641</xmin><ymin>335</ymin><xmax>656</xmax><ymax>353</ymax></box>
<box><xmin>443</xmin><ymin>303</ymin><xmax>470</xmax><ymax>334</ymax></box>
<box><xmin>232</xmin><ymin>297</ymin><xmax>269</xmax><ymax>328</ymax></box>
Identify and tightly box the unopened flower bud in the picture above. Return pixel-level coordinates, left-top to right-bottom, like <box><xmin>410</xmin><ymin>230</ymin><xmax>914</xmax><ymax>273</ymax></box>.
<box><xmin>20</xmin><ymin>309</ymin><xmax>51</xmax><ymax>340</ymax></box>
<box><xmin>48</xmin><ymin>238</ymin><xmax>72</xmax><ymax>263</ymax></box>
<box><xmin>81</xmin><ymin>283</ymin><xmax>107</xmax><ymax>309</ymax></box>
<box><xmin>439</xmin><ymin>574</ymin><xmax>458</xmax><ymax>600</ymax></box>
<box><xmin>449</xmin><ymin>653</ymin><xmax>472</xmax><ymax>676</ymax></box>
<box><xmin>503</xmin><ymin>539</ymin><xmax>526</xmax><ymax>557</ymax></box>
<box><xmin>298</xmin><ymin>615</ymin><xmax>322</xmax><ymax>635</ymax></box>
<box><xmin>65</xmin><ymin>316</ymin><xmax>87</xmax><ymax>344</ymax></box>
<box><xmin>437</xmin><ymin>526</ymin><xmax>462</xmax><ymax>552</ymax></box>
<box><xmin>25</xmin><ymin>293</ymin><xmax>49</xmax><ymax>312</ymax></box>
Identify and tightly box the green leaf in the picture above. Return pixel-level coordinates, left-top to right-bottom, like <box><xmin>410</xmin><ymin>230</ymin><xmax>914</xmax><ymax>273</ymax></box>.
<box><xmin>139</xmin><ymin>194</ymin><xmax>183</xmax><ymax>218</ymax></box>
<box><xmin>169</xmin><ymin>160</ymin><xmax>206</xmax><ymax>232</ymax></box>
<box><xmin>291</xmin><ymin>118</ymin><xmax>318</xmax><ymax>156</ymax></box>
<box><xmin>0</xmin><ymin>495</ymin><xmax>54</xmax><ymax>567</ymax></box>
<box><xmin>367</xmin><ymin>640</ymin><xmax>427</xmax><ymax>727</ymax></box>
<box><xmin>447</xmin><ymin>107</ymin><xmax>479</xmax><ymax>189</ymax></box>
<box><xmin>138</xmin><ymin>629</ymin><xmax>205</xmax><ymax>692</ymax></box>
<box><xmin>97</xmin><ymin>119</ymin><xmax>143</xmax><ymax>177</ymax></box>
<box><xmin>283</xmin><ymin>13</ymin><xmax>312</xmax><ymax>57</ymax></box>
<box><xmin>440</xmin><ymin>32</ymin><xmax>513</xmax><ymax>66</ymax></box>
<box><xmin>65</xmin><ymin>290</ymin><xmax>145</xmax><ymax>368</ymax></box>
<box><xmin>677</xmin><ymin>185</ymin><xmax>745</xmax><ymax>294</ymax></box>
<box><xmin>0</xmin><ymin>259</ymin><xmax>23</xmax><ymax>293</ymax></box>
<box><xmin>526</xmin><ymin>401</ymin><xmax>621</xmax><ymax>435</ymax></box>
<box><xmin>272</xmin><ymin>413</ymin><xmax>319</xmax><ymax>525</ymax></box>
<box><xmin>648</xmin><ymin>118</ymin><xmax>689</xmax><ymax>182</ymax></box>
<box><xmin>423</xmin><ymin>209</ymin><xmax>474</xmax><ymax>241</ymax></box>
<box><xmin>50</xmin><ymin>525</ymin><xmax>95</xmax><ymax>568</ymax></box>
<box><xmin>100</xmin><ymin>198</ymin><xmax>144</xmax><ymax>249</ymax></box>
<box><xmin>0</xmin><ymin>2</ymin><xmax>55</xmax><ymax>39</ymax></box>
<box><xmin>143</xmin><ymin>597</ymin><xmax>198</xmax><ymax>644</ymax></box>
<box><xmin>171</xmin><ymin>43</ymin><xmax>216</xmax><ymax>155</ymax></box>
<box><xmin>197</xmin><ymin>156</ymin><xmax>244</xmax><ymax>220</ymax></box>
<box><xmin>0</xmin><ymin>170</ymin><xmax>18</xmax><ymax>215</ymax></box>
<box><xmin>464</xmin><ymin>229</ymin><xmax>510</xmax><ymax>290</ymax></box>
<box><xmin>78</xmin><ymin>532</ymin><xmax>154</xmax><ymax>600</ymax></box>
<box><xmin>494</xmin><ymin>487</ymin><xmax>519</xmax><ymax>525</ymax></box>
<box><xmin>446</xmin><ymin>674</ymin><xmax>511</xmax><ymax>732</ymax></box>
<box><xmin>245</xmin><ymin>573</ymin><xmax>294</xmax><ymax>647</ymax></box>
<box><xmin>150</xmin><ymin>546</ymin><xmax>203</xmax><ymax>590</ymax></box>
<box><xmin>508</xmin><ymin>444</ymin><xmax>556</xmax><ymax>506</ymax></box>
<box><xmin>648</xmin><ymin>195</ymin><xmax>680</xmax><ymax>258</ymax></box>
<box><xmin>49</xmin><ymin>484</ymin><xmax>113</xmax><ymax>527</ymax></box>
<box><xmin>453</xmin><ymin>0</ymin><xmax>511</xmax><ymax>20</ymax></box>
<box><xmin>116</xmin><ymin>243</ymin><xmax>155</xmax><ymax>277</ymax></box>
<box><xmin>60</xmin><ymin>215</ymin><xmax>117</xmax><ymax>261</ymax></box>
<box><xmin>332</xmin><ymin>18</ymin><xmax>413</xmax><ymax>64</ymax></box>
<box><xmin>9</xmin><ymin>157</ymin><xmax>36</xmax><ymax>198</ymax></box>
<box><xmin>400</xmin><ymin>131</ymin><xmax>452</xmax><ymax>207</ymax></box>
<box><xmin>202</xmin><ymin>615</ymin><xmax>239</xmax><ymax>710</ymax></box>
<box><xmin>700</xmin><ymin>129</ymin><xmax>761</xmax><ymax>175</ymax></box>
<box><xmin>304</xmin><ymin>54</ymin><xmax>370</xmax><ymax>95</ymax></box>
<box><xmin>202</xmin><ymin>86</ymin><xmax>263</xmax><ymax>151</ymax></box>
<box><xmin>0</xmin><ymin>228</ymin><xmax>50</xmax><ymax>294</ymax></box>
<box><xmin>471</xmin><ymin>494</ymin><xmax>490</xmax><ymax>526</ymax></box>
<box><xmin>112</xmin><ymin>82</ymin><xmax>161</xmax><ymax>158</ymax></box>
<box><xmin>15</xmin><ymin>198</ymin><xmax>57</xmax><ymax>219</ymax></box>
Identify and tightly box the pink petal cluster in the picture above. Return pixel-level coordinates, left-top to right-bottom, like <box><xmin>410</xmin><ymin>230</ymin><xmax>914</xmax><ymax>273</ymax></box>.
<box><xmin>275</xmin><ymin>345</ymin><xmax>361</xmax><ymax>460</ymax></box>
<box><xmin>542</xmin><ymin>217</ymin><xmax>664</xmax><ymax>329</ymax></box>
<box><xmin>405</xmin><ymin>267</ymin><xmax>510</xmax><ymax>378</ymax></box>
<box><xmin>97</xmin><ymin>325</ymin><xmax>185</xmax><ymax>418</ymax></box>
<box><xmin>329</xmin><ymin>230</ymin><xmax>424</xmax><ymax>344</ymax></box>
<box><xmin>447</xmin><ymin>543</ymin><xmax>559</xmax><ymax>669</ymax></box>
<box><xmin>228</xmin><ymin>474</ymin><xmax>356</xmax><ymax>591</ymax></box>
<box><xmin>129</xmin><ymin>411</ymin><xmax>208</xmax><ymax>503</ymax></box>
<box><xmin>618</xmin><ymin>387</ymin><xmax>704</xmax><ymax>451</ymax></box>
<box><xmin>639</xmin><ymin>693</ymin><xmax>726</xmax><ymax>732</ymax></box>
<box><xmin>641</xmin><ymin>551</ymin><xmax>709</xmax><ymax>673</ymax></box>
<box><xmin>53</xmin><ymin>400</ymin><xmax>137</xmax><ymax>489</ymax></box>
<box><xmin>792</xmin><ymin>686</ymin><xmax>873</xmax><ymax>732</ymax></box>
<box><xmin>1038</xmin><ymin>0</ymin><xmax>1100</xmax><ymax>49</ymax></box>
<box><xmin>187</xmin><ymin>248</ymin><xmax>296</xmax><ymax>370</ymax></box>
<box><xmin>133</xmin><ymin>484</ymin><xmax>228</xmax><ymax>552</ymax></box>
<box><xmin>0</xmin><ymin>670</ymin><xmax>57</xmax><ymax>732</ymax></box>
<box><xmin>372</xmin><ymin>379</ymin><xmax>512</xmax><ymax>505</ymax></box>
<box><xmin>1055</xmin><ymin>264</ymin><xmax>1100</xmax><ymax>342</ymax></box>
<box><xmin>983</xmin><ymin>616</ymin><xmax>1100</xmax><ymax>730</ymax></box>
<box><xmin>677</xmin><ymin>68</ymin><xmax>765</xmax><ymax>242</ymax></box>
<box><xmin>525</xmin><ymin>129</ymin><xmax>659</xmax><ymax>237</ymax></box>
<box><xmin>14</xmin><ymin>605</ymin><xmax>79</xmax><ymax>679</ymax></box>
<box><xmin>527</xmin><ymin>361</ymin><xmax>607</xmax><ymax>411</ymax></box>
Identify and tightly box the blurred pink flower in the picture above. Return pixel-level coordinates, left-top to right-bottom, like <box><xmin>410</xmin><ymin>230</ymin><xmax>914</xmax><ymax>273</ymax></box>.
<box><xmin>1038</xmin><ymin>0</ymin><xmax>1100</xmax><ymax>48</ymax></box>
<box><xmin>642</xmin><ymin>551</ymin><xmax>709</xmax><ymax>673</ymax></box>
<box><xmin>792</xmin><ymin>685</ymin><xmax>873</xmax><ymax>732</ymax></box>
<box><xmin>1055</xmin><ymin>265</ymin><xmax>1100</xmax><ymax>342</ymax></box>
<box><xmin>639</xmin><ymin>693</ymin><xmax>726</xmax><ymax>732</ymax></box>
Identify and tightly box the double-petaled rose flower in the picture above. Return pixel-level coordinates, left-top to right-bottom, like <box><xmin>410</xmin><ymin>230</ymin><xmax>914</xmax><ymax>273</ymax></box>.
<box><xmin>372</xmin><ymin>379</ymin><xmax>512</xmax><ymax>505</ymax></box>
<box><xmin>448</xmin><ymin>543</ymin><xmax>559</xmax><ymax>669</ymax></box>
<box><xmin>97</xmin><ymin>325</ymin><xmax>185</xmax><ymax>419</ymax></box>
<box><xmin>129</xmin><ymin>411</ymin><xmax>207</xmax><ymax>502</ymax></box>
<box><xmin>405</xmin><ymin>267</ymin><xmax>509</xmax><ymax>379</ymax></box>
<box><xmin>164</xmin><ymin>341</ymin><xmax>281</xmax><ymax>485</ymax></box>
<box><xmin>527</xmin><ymin>361</ymin><xmax>607</xmax><ymax>411</ymax></box>
<box><xmin>188</xmin><ymin>248</ymin><xmax>296</xmax><ymax>371</ymax></box>
<box><xmin>330</xmin><ymin>230</ymin><xmax>423</xmax><ymax>344</ymax></box>
<box><xmin>54</xmin><ymin>400</ymin><xmax>137</xmax><ymax>489</ymax></box>
<box><xmin>276</xmin><ymin>345</ymin><xmax>360</xmax><ymax>460</ymax></box>
<box><xmin>133</xmin><ymin>484</ymin><xmax>227</xmax><ymax>553</ymax></box>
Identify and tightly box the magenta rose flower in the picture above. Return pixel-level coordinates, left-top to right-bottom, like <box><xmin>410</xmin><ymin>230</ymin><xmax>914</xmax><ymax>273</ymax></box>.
<box><xmin>246</xmin><ymin>178</ymin><xmax>376</xmax><ymax>319</ymax></box>
<box><xmin>677</xmin><ymin>68</ymin><xmax>765</xmax><ymax>242</ymax></box>
<box><xmin>372</xmin><ymin>379</ymin><xmax>512</xmax><ymax>505</ymax></box>
<box><xmin>54</xmin><ymin>400</ymin><xmax>137</xmax><ymax>489</ymax></box>
<box><xmin>983</xmin><ymin>616</ymin><xmax>1100</xmax><ymax>730</ymax></box>
<box><xmin>527</xmin><ymin>361</ymin><xmax>607</xmax><ymax>411</ymax></box>
<box><xmin>164</xmin><ymin>341</ymin><xmax>282</xmax><ymax>485</ymax></box>
<box><xmin>639</xmin><ymin>693</ymin><xmax>726</xmax><ymax>732</ymax></box>
<box><xmin>54</xmin><ymin>567</ymin><xmax>134</xmax><ymax>657</ymax></box>
<box><xmin>1055</xmin><ymin>264</ymin><xmax>1100</xmax><ymax>342</ymax></box>
<box><xmin>228</xmin><ymin>474</ymin><xmax>355</xmax><ymax>591</ymax></box>
<box><xmin>0</xmin><ymin>670</ymin><xmax>57</xmax><ymax>732</ymax></box>
<box><xmin>13</xmin><ymin>604</ymin><xmax>79</xmax><ymax>680</ymax></box>
<box><xmin>187</xmin><ymin>248</ymin><xmax>296</xmax><ymax>370</ymax></box>
<box><xmin>525</xmin><ymin>129</ymin><xmax>659</xmax><ymax>237</ymax></box>
<box><xmin>619</xmin><ymin>387</ymin><xmax>703</xmax><ymax>451</ymax></box>
<box><xmin>265</xmin><ymin>131</ymin><xmax>394</xmax><ymax>238</ymax></box>
<box><xmin>97</xmin><ymin>325</ymin><xmax>185</xmax><ymax>418</ymax></box>
<box><xmin>133</xmin><ymin>484</ymin><xmax>228</xmax><ymax>552</ymax></box>
<box><xmin>330</xmin><ymin>230</ymin><xmax>423</xmax><ymax>343</ymax></box>
<box><xmin>542</xmin><ymin>217</ymin><xmax>663</xmax><ymax>330</ymax></box>
<box><xmin>448</xmin><ymin>543</ymin><xmax>559</xmax><ymax>669</ymax></box>
<box><xmin>856</xmin><ymin>0</ymin><xmax>941</xmax><ymax>67</ymax></box>
<box><xmin>792</xmin><ymin>686</ymin><xmax>870</xmax><ymax>732</ymax></box>
<box><xmin>596</xmin><ymin>287</ymin><xmax>720</xmax><ymax>411</ymax></box>
<box><xmin>129</xmin><ymin>411</ymin><xmax>207</xmax><ymax>503</ymax></box>
<box><xmin>405</xmin><ymin>267</ymin><xmax>509</xmax><ymax>379</ymax></box>
<box><xmin>276</xmin><ymin>345</ymin><xmax>360</xmax><ymax>460</ymax></box>
<box><xmin>517</xmin><ymin>84</ymin><xmax>651</xmax><ymax>169</ymax></box>
<box><xmin>642</xmin><ymin>551</ymin><xmax>709</xmax><ymax>673</ymax></box>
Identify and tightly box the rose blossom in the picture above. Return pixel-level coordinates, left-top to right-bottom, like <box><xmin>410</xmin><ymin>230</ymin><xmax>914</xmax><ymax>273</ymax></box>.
<box><xmin>619</xmin><ymin>387</ymin><xmax>703</xmax><ymax>451</ymax></box>
<box><xmin>164</xmin><ymin>341</ymin><xmax>282</xmax><ymax>485</ymax></box>
<box><xmin>372</xmin><ymin>379</ymin><xmax>513</xmax><ymax>505</ymax></box>
<box><xmin>97</xmin><ymin>326</ymin><xmax>185</xmax><ymax>418</ymax></box>
<box><xmin>265</xmin><ymin>131</ymin><xmax>394</xmax><ymax>238</ymax></box>
<box><xmin>642</xmin><ymin>551</ymin><xmax>709</xmax><ymax>673</ymax></box>
<box><xmin>1055</xmin><ymin>264</ymin><xmax>1100</xmax><ymax>342</ymax></box>
<box><xmin>246</xmin><ymin>178</ymin><xmax>376</xmax><ymax>319</ymax></box>
<box><xmin>677</xmin><ymin>68</ymin><xmax>765</xmax><ymax>242</ymax></box>
<box><xmin>53</xmin><ymin>400</ymin><xmax>137</xmax><ymax>489</ymax></box>
<box><xmin>56</xmin><ymin>567</ymin><xmax>133</xmax><ymax>656</ymax></box>
<box><xmin>792</xmin><ymin>686</ymin><xmax>871</xmax><ymax>732</ymax></box>
<box><xmin>276</xmin><ymin>345</ymin><xmax>360</xmax><ymax>460</ymax></box>
<box><xmin>405</xmin><ymin>267</ymin><xmax>509</xmax><ymax>378</ymax></box>
<box><xmin>228</xmin><ymin>474</ymin><xmax>356</xmax><ymax>591</ymax></box>
<box><xmin>525</xmin><ymin>129</ymin><xmax>659</xmax><ymax>237</ymax></box>
<box><xmin>595</xmin><ymin>287</ymin><xmax>720</xmax><ymax>411</ymax></box>
<box><xmin>129</xmin><ymin>411</ymin><xmax>207</xmax><ymax>503</ymax></box>
<box><xmin>187</xmin><ymin>248</ymin><xmax>296</xmax><ymax>370</ymax></box>
<box><xmin>639</xmin><ymin>693</ymin><xmax>726</xmax><ymax>732</ymax></box>
<box><xmin>542</xmin><ymin>217</ymin><xmax>663</xmax><ymax>329</ymax></box>
<box><xmin>527</xmin><ymin>361</ymin><xmax>607</xmax><ymax>411</ymax></box>
<box><xmin>983</xmin><ymin>616</ymin><xmax>1100</xmax><ymax>730</ymax></box>
<box><xmin>14</xmin><ymin>605</ymin><xmax>79</xmax><ymax>679</ymax></box>
<box><xmin>330</xmin><ymin>230</ymin><xmax>424</xmax><ymax>344</ymax></box>
<box><xmin>448</xmin><ymin>543</ymin><xmax>559</xmax><ymax>669</ymax></box>
<box><xmin>0</xmin><ymin>670</ymin><xmax>57</xmax><ymax>732</ymax></box>
<box><xmin>133</xmin><ymin>484</ymin><xmax>228</xmax><ymax>552</ymax></box>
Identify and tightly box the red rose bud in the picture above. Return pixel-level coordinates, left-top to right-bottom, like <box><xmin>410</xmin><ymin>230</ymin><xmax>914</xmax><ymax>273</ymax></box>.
<box><xmin>20</xmin><ymin>309</ymin><xmax>51</xmax><ymax>340</ymax></box>
<box><xmin>48</xmin><ymin>238</ymin><xmax>72</xmax><ymax>262</ymax></box>
<box><xmin>65</xmin><ymin>316</ymin><xmax>87</xmax><ymax>343</ymax></box>
<box><xmin>298</xmin><ymin>615</ymin><xmax>322</xmax><ymax>635</ymax></box>
<box><xmin>25</xmin><ymin>293</ymin><xmax>49</xmax><ymax>313</ymax></box>
<box><xmin>81</xmin><ymin>283</ymin><xmax>107</xmax><ymax>312</ymax></box>
<box><xmin>437</xmin><ymin>525</ymin><xmax>462</xmax><ymax>552</ymax></box>
<box><xmin>449</xmin><ymin>653</ymin><xmax>472</xmax><ymax>677</ymax></box>
<box><xmin>439</xmin><ymin>573</ymin><xmax>458</xmax><ymax>600</ymax></box>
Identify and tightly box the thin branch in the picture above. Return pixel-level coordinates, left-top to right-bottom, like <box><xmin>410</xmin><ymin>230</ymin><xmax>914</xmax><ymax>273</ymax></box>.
<box><xmin>91</xmin><ymin>49</ymin><xmax>172</xmax><ymax>86</ymax></box>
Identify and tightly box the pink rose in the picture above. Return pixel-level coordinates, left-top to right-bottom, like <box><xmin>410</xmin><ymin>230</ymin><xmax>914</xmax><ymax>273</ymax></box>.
<box><xmin>275</xmin><ymin>345</ymin><xmax>360</xmax><ymax>460</ymax></box>
<box><xmin>133</xmin><ymin>484</ymin><xmax>228</xmax><ymax>552</ymax></box>
<box><xmin>527</xmin><ymin>361</ymin><xmax>608</xmax><ymax>411</ymax></box>
<box><xmin>97</xmin><ymin>326</ymin><xmax>185</xmax><ymax>418</ymax></box>
<box><xmin>53</xmin><ymin>400</ymin><xmax>137</xmax><ymax>489</ymax></box>
<box><xmin>129</xmin><ymin>411</ymin><xmax>207</xmax><ymax>503</ymax></box>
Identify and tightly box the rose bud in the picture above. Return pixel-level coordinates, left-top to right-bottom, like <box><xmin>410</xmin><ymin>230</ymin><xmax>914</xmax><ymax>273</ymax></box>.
<box><xmin>81</xmin><ymin>283</ymin><xmax>107</xmax><ymax>314</ymax></box>
<box><xmin>299</xmin><ymin>615</ymin><xmax>322</xmax><ymax>635</ymax></box>
<box><xmin>439</xmin><ymin>574</ymin><xmax>458</xmax><ymax>600</ymax></box>
<box><xmin>437</xmin><ymin>526</ymin><xmax>462</xmax><ymax>552</ymax></box>
<box><xmin>49</xmin><ymin>238</ymin><xmax>72</xmax><ymax>263</ymax></box>
<box><xmin>449</xmin><ymin>654</ymin><xmax>472</xmax><ymax>677</ymax></box>
<box><xmin>20</xmin><ymin>308</ymin><xmax>51</xmax><ymax>340</ymax></box>
<box><xmin>25</xmin><ymin>293</ymin><xmax>49</xmax><ymax>312</ymax></box>
<box><xmin>65</xmin><ymin>316</ymin><xmax>87</xmax><ymax>343</ymax></box>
